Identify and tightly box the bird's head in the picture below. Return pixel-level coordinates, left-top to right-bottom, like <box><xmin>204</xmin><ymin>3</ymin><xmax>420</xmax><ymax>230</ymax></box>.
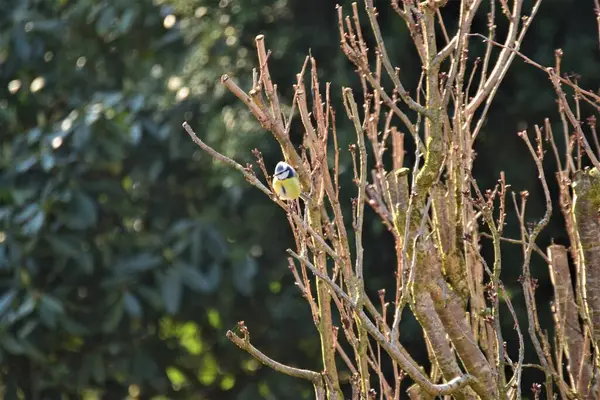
<box><xmin>274</xmin><ymin>161</ymin><xmax>296</xmax><ymax>180</ymax></box>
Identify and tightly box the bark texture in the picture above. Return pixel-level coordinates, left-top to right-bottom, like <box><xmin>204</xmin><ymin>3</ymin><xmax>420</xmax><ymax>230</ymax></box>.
<box><xmin>572</xmin><ymin>168</ymin><xmax>600</xmax><ymax>346</ymax></box>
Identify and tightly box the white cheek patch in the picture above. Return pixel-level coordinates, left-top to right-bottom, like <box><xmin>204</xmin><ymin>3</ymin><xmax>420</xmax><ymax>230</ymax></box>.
<box><xmin>277</xmin><ymin>170</ymin><xmax>290</xmax><ymax>180</ymax></box>
<box><xmin>275</xmin><ymin>161</ymin><xmax>294</xmax><ymax>180</ymax></box>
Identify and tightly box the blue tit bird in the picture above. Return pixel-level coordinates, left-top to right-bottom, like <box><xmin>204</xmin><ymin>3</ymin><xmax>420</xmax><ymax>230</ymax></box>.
<box><xmin>272</xmin><ymin>161</ymin><xmax>303</xmax><ymax>201</ymax></box>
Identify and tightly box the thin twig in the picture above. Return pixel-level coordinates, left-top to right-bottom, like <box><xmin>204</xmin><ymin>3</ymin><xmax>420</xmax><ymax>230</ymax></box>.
<box><xmin>227</xmin><ymin>324</ymin><xmax>322</xmax><ymax>383</ymax></box>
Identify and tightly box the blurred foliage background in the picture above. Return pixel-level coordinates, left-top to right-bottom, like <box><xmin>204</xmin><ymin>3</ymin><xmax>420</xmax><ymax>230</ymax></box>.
<box><xmin>0</xmin><ymin>0</ymin><xmax>599</xmax><ymax>399</ymax></box>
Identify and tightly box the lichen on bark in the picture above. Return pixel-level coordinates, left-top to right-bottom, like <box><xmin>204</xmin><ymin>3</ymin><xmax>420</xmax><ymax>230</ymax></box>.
<box><xmin>572</xmin><ymin>168</ymin><xmax>600</xmax><ymax>346</ymax></box>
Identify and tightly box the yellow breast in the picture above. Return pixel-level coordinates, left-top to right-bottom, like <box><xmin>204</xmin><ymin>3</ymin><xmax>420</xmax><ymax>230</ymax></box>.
<box><xmin>273</xmin><ymin>176</ymin><xmax>302</xmax><ymax>200</ymax></box>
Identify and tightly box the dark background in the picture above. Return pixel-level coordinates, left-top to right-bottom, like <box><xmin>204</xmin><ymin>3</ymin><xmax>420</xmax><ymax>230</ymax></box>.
<box><xmin>1</xmin><ymin>0</ymin><xmax>599</xmax><ymax>398</ymax></box>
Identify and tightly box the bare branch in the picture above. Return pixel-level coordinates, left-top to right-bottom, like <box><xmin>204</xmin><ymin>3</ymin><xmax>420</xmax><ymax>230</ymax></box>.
<box><xmin>227</xmin><ymin>323</ymin><xmax>322</xmax><ymax>383</ymax></box>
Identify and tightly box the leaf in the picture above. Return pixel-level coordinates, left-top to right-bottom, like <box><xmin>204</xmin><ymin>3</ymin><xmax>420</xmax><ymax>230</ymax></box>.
<box><xmin>13</xmin><ymin>26</ymin><xmax>32</xmax><ymax>60</ymax></box>
<box><xmin>0</xmin><ymin>243</ymin><xmax>6</xmax><ymax>269</ymax></box>
<box><xmin>61</xmin><ymin>316</ymin><xmax>90</xmax><ymax>335</ymax></box>
<box><xmin>147</xmin><ymin>159</ymin><xmax>163</xmax><ymax>182</ymax></box>
<box><xmin>181</xmin><ymin>264</ymin><xmax>220</xmax><ymax>294</ymax></box>
<box><xmin>17</xmin><ymin>320</ymin><xmax>39</xmax><ymax>339</ymax></box>
<box><xmin>27</xmin><ymin>127</ymin><xmax>41</xmax><ymax>144</ymax></box>
<box><xmin>153</xmin><ymin>30</ymin><xmax>182</xmax><ymax>50</ymax></box>
<box><xmin>1</xmin><ymin>335</ymin><xmax>24</xmax><ymax>355</ymax></box>
<box><xmin>129</xmin><ymin>94</ymin><xmax>144</xmax><ymax>112</ymax></box>
<box><xmin>40</xmin><ymin>152</ymin><xmax>55</xmax><ymax>171</ymax></box>
<box><xmin>78</xmin><ymin>251</ymin><xmax>94</xmax><ymax>274</ymax></box>
<box><xmin>5</xmin><ymin>239</ymin><xmax>21</xmax><ymax>264</ymax></box>
<box><xmin>47</xmin><ymin>236</ymin><xmax>93</xmax><ymax>273</ymax></box>
<box><xmin>96</xmin><ymin>6</ymin><xmax>116</xmax><ymax>37</ymax></box>
<box><xmin>133</xmin><ymin>352</ymin><xmax>158</xmax><ymax>381</ymax></box>
<box><xmin>2</xmin><ymin>379</ymin><xmax>16</xmax><ymax>399</ymax></box>
<box><xmin>161</xmin><ymin>266</ymin><xmax>182</xmax><ymax>315</ymax></box>
<box><xmin>13</xmin><ymin>294</ymin><xmax>36</xmax><ymax>321</ymax></box>
<box><xmin>40</xmin><ymin>294</ymin><xmax>65</xmax><ymax>314</ymax></box>
<box><xmin>124</xmin><ymin>292</ymin><xmax>142</xmax><ymax>318</ymax></box>
<box><xmin>206</xmin><ymin>263</ymin><xmax>221</xmax><ymax>290</ymax></box>
<box><xmin>166</xmin><ymin>366</ymin><xmax>187</xmax><ymax>386</ymax></box>
<box><xmin>190</xmin><ymin>226</ymin><xmax>203</xmax><ymax>266</ymax></box>
<box><xmin>91</xmin><ymin>353</ymin><xmax>106</xmax><ymax>383</ymax></box>
<box><xmin>78</xmin><ymin>355</ymin><xmax>93</xmax><ymax>386</ymax></box>
<box><xmin>0</xmin><ymin>207</ymin><xmax>10</xmax><ymax>222</ymax></box>
<box><xmin>30</xmin><ymin>19</ymin><xmax>63</xmax><ymax>32</ymax></box>
<box><xmin>73</xmin><ymin>123</ymin><xmax>92</xmax><ymax>149</ymax></box>
<box><xmin>0</xmin><ymin>289</ymin><xmax>17</xmax><ymax>317</ymax></box>
<box><xmin>11</xmin><ymin>187</ymin><xmax>37</xmax><ymax>205</ymax></box>
<box><xmin>116</xmin><ymin>253</ymin><xmax>162</xmax><ymax>274</ymax></box>
<box><xmin>154</xmin><ymin>124</ymin><xmax>170</xmax><ymax>141</ymax></box>
<box><xmin>137</xmin><ymin>286</ymin><xmax>163</xmax><ymax>311</ymax></box>
<box><xmin>171</xmin><ymin>238</ymin><xmax>189</xmax><ymax>257</ymax></box>
<box><xmin>167</xmin><ymin>219</ymin><xmax>195</xmax><ymax>237</ymax></box>
<box><xmin>20</xmin><ymin>339</ymin><xmax>46</xmax><ymax>362</ymax></box>
<box><xmin>22</xmin><ymin>210</ymin><xmax>45</xmax><ymax>236</ymax></box>
<box><xmin>14</xmin><ymin>204</ymin><xmax>40</xmax><ymax>224</ymax></box>
<box><xmin>39</xmin><ymin>295</ymin><xmax>64</xmax><ymax>328</ymax></box>
<box><xmin>100</xmin><ymin>91</ymin><xmax>123</xmax><ymax>108</ymax></box>
<box><xmin>65</xmin><ymin>191</ymin><xmax>97</xmax><ymax>229</ymax></box>
<box><xmin>46</xmin><ymin>235</ymin><xmax>82</xmax><ymax>256</ymax></box>
<box><xmin>205</xmin><ymin>226</ymin><xmax>227</xmax><ymax>261</ymax></box>
<box><xmin>233</xmin><ymin>257</ymin><xmax>258</xmax><ymax>296</ymax></box>
<box><xmin>14</xmin><ymin>155</ymin><xmax>37</xmax><ymax>173</ymax></box>
<box><xmin>102</xmin><ymin>299</ymin><xmax>124</xmax><ymax>332</ymax></box>
<box><xmin>86</xmin><ymin>2</ymin><xmax>105</xmax><ymax>22</ymax></box>
<box><xmin>129</xmin><ymin>122</ymin><xmax>142</xmax><ymax>144</ymax></box>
